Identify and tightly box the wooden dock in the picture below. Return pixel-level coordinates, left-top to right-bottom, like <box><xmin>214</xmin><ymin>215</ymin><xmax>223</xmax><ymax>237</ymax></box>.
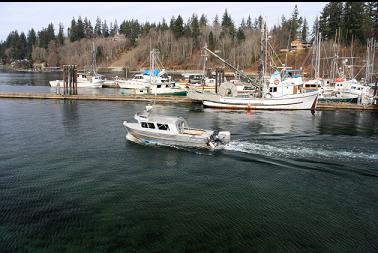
<box><xmin>0</xmin><ymin>92</ymin><xmax>377</xmax><ymax>110</ymax></box>
<box><xmin>0</xmin><ymin>92</ymin><xmax>195</xmax><ymax>104</ymax></box>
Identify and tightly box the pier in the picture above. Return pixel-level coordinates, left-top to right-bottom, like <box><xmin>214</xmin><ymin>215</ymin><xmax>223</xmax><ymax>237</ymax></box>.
<box><xmin>1</xmin><ymin>92</ymin><xmax>378</xmax><ymax>110</ymax></box>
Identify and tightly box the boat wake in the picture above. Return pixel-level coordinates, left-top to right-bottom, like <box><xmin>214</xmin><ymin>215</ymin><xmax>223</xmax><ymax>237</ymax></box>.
<box><xmin>224</xmin><ymin>140</ymin><xmax>378</xmax><ymax>163</ymax></box>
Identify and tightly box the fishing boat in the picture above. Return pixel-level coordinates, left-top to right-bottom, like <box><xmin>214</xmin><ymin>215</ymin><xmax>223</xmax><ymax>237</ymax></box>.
<box><xmin>188</xmin><ymin>20</ymin><xmax>319</xmax><ymax>110</ymax></box>
<box><xmin>49</xmin><ymin>72</ymin><xmax>104</xmax><ymax>88</ymax></box>
<box><xmin>189</xmin><ymin>67</ymin><xmax>319</xmax><ymax>110</ymax></box>
<box><xmin>119</xmin><ymin>49</ymin><xmax>187</xmax><ymax>96</ymax></box>
<box><xmin>122</xmin><ymin>105</ymin><xmax>231</xmax><ymax>150</ymax></box>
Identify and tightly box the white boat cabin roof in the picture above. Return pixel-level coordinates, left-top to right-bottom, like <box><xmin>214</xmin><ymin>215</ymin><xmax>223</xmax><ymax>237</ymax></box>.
<box><xmin>135</xmin><ymin>111</ymin><xmax>187</xmax><ymax>125</ymax></box>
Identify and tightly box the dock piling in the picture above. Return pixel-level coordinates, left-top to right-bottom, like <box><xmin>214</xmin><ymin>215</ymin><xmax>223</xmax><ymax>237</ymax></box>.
<box><xmin>62</xmin><ymin>65</ymin><xmax>77</xmax><ymax>95</ymax></box>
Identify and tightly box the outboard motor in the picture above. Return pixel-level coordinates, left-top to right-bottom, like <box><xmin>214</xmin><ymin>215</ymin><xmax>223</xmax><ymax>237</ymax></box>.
<box><xmin>210</xmin><ymin>130</ymin><xmax>231</xmax><ymax>146</ymax></box>
<box><xmin>217</xmin><ymin>131</ymin><xmax>231</xmax><ymax>144</ymax></box>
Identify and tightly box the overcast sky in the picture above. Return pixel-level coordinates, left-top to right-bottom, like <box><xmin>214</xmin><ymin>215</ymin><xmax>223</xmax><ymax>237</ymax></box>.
<box><xmin>0</xmin><ymin>2</ymin><xmax>328</xmax><ymax>41</ymax></box>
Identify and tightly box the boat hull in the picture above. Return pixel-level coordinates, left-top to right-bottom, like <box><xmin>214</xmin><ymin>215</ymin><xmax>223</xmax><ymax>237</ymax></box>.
<box><xmin>49</xmin><ymin>80</ymin><xmax>103</xmax><ymax>88</ymax></box>
<box><xmin>124</xmin><ymin>125</ymin><xmax>216</xmax><ymax>150</ymax></box>
<box><xmin>203</xmin><ymin>91</ymin><xmax>319</xmax><ymax>110</ymax></box>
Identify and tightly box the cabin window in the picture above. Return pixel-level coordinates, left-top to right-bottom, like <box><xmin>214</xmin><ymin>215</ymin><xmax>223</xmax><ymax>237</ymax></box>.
<box><xmin>157</xmin><ymin>123</ymin><xmax>170</xmax><ymax>131</ymax></box>
<box><xmin>147</xmin><ymin>123</ymin><xmax>155</xmax><ymax>129</ymax></box>
<box><xmin>141</xmin><ymin>122</ymin><xmax>148</xmax><ymax>128</ymax></box>
<box><xmin>269</xmin><ymin>87</ymin><xmax>277</xmax><ymax>92</ymax></box>
<box><xmin>157</xmin><ymin>85</ymin><xmax>162</xmax><ymax>88</ymax></box>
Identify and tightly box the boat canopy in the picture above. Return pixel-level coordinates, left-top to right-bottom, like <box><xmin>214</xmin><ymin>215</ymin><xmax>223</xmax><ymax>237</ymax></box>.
<box><xmin>143</xmin><ymin>69</ymin><xmax>160</xmax><ymax>76</ymax></box>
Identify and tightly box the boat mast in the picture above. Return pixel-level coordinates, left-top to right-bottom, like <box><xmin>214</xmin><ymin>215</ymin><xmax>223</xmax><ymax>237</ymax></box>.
<box><xmin>365</xmin><ymin>37</ymin><xmax>376</xmax><ymax>84</ymax></box>
<box><xmin>92</xmin><ymin>41</ymin><xmax>97</xmax><ymax>75</ymax></box>
<box><xmin>312</xmin><ymin>29</ymin><xmax>321</xmax><ymax>80</ymax></box>
<box><xmin>201</xmin><ymin>46</ymin><xmax>208</xmax><ymax>90</ymax></box>
<box><xmin>259</xmin><ymin>19</ymin><xmax>267</xmax><ymax>97</ymax></box>
<box><xmin>202</xmin><ymin>47</ymin><xmax>258</xmax><ymax>88</ymax></box>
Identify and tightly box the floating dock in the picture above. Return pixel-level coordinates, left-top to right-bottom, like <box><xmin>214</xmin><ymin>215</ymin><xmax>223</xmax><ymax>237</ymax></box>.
<box><xmin>0</xmin><ymin>92</ymin><xmax>194</xmax><ymax>104</ymax></box>
<box><xmin>0</xmin><ymin>92</ymin><xmax>377</xmax><ymax>110</ymax></box>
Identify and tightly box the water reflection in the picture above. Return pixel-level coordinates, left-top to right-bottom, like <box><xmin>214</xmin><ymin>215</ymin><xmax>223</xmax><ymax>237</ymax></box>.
<box><xmin>61</xmin><ymin>100</ymin><xmax>80</xmax><ymax>130</ymax></box>
<box><xmin>317</xmin><ymin>111</ymin><xmax>378</xmax><ymax>136</ymax></box>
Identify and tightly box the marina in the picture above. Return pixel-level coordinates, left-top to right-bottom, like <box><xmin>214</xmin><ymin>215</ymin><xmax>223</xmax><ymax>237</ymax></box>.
<box><xmin>0</xmin><ymin>2</ymin><xmax>377</xmax><ymax>252</ymax></box>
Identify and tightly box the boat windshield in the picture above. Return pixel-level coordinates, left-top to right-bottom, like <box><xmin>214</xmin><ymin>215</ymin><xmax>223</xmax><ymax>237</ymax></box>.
<box><xmin>176</xmin><ymin>119</ymin><xmax>189</xmax><ymax>133</ymax></box>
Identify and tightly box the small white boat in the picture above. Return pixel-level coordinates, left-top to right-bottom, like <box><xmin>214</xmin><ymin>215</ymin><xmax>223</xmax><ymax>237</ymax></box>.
<box><xmin>123</xmin><ymin>106</ymin><xmax>231</xmax><ymax>150</ymax></box>
<box><xmin>49</xmin><ymin>73</ymin><xmax>104</xmax><ymax>88</ymax></box>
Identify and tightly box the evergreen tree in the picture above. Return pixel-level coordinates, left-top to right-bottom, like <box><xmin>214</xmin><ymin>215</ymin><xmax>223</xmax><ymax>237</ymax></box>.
<box><xmin>95</xmin><ymin>16</ymin><xmax>102</xmax><ymax>36</ymax></box>
<box><xmin>173</xmin><ymin>15</ymin><xmax>184</xmax><ymax>38</ymax></box>
<box><xmin>208</xmin><ymin>31</ymin><xmax>215</xmax><ymax>50</ymax></box>
<box><xmin>288</xmin><ymin>4</ymin><xmax>301</xmax><ymax>41</ymax></box>
<box><xmin>213</xmin><ymin>14</ymin><xmax>219</xmax><ymax>27</ymax></box>
<box><xmin>310</xmin><ymin>16</ymin><xmax>319</xmax><ymax>42</ymax></box>
<box><xmin>199</xmin><ymin>14</ymin><xmax>207</xmax><ymax>27</ymax></box>
<box><xmin>236</xmin><ymin>27</ymin><xmax>245</xmax><ymax>43</ymax></box>
<box><xmin>26</xmin><ymin>29</ymin><xmax>36</xmax><ymax>59</ymax></box>
<box><xmin>83</xmin><ymin>17</ymin><xmax>93</xmax><ymax>38</ymax></box>
<box><xmin>76</xmin><ymin>16</ymin><xmax>85</xmax><ymax>40</ymax></box>
<box><xmin>372</xmin><ymin>2</ymin><xmax>378</xmax><ymax>38</ymax></box>
<box><xmin>6</xmin><ymin>31</ymin><xmax>20</xmax><ymax>59</ymax></box>
<box><xmin>344</xmin><ymin>2</ymin><xmax>371</xmax><ymax>44</ymax></box>
<box><xmin>57</xmin><ymin>23</ymin><xmax>64</xmax><ymax>45</ymax></box>
<box><xmin>221</xmin><ymin>9</ymin><xmax>235</xmax><ymax>37</ymax></box>
<box><xmin>254</xmin><ymin>15</ymin><xmax>263</xmax><ymax>31</ymax></box>
<box><xmin>119</xmin><ymin>19</ymin><xmax>140</xmax><ymax>45</ymax></box>
<box><xmin>240</xmin><ymin>18</ymin><xmax>246</xmax><ymax>30</ymax></box>
<box><xmin>184</xmin><ymin>18</ymin><xmax>192</xmax><ymax>37</ymax></box>
<box><xmin>246</xmin><ymin>15</ymin><xmax>252</xmax><ymax>30</ymax></box>
<box><xmin>46</xmin><ymin>23</ymin><xmax>55</xmax><ymax>42</ymax></box>
<box><xmin>169</xmin><ymin>16</ymin><xmax>176</xmax><ymax>30</ymax></box>
<box><xmin>69</xmin><ymin>17</ymin><xmax>77</xmax><ymax>42</ymax></box>
<box><xmin>319</xmin><ymin>2</ymin><xmax>343</xmax><ymax>40</ymax></box>
<box><xmin>18</xmin><ymin>32</ymin><xmax>27</xmax><ymax>59</ymax></box>
<box><xmin>301</xmin><ymin>18</ymin><xmax>308</xmax><ymax>42</ymax></box>
<box><xmin>191</xmin><ymin>14</ymin><xmax>200</xmax><ymax>48</ymax></box>
<box><xmin>102</xmin><ymin>20</ymin><xmax>109</xmax><ymax>37</ymax></box>
<box><xmin>161</xmin><ymin>18</ymin><xmax>169</xmax><ymax>31</ymax></box>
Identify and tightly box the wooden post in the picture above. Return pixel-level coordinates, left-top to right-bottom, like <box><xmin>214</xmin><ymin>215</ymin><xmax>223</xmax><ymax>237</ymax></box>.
<box><xmin>62</xmin><ymin>65</ymin><xmax>77</xmax><ymax>95</ymax></box>
<box><xmin>63</xmin><ymin>65</ymin><xmax>67</xmax><ymax>95</ymax></box>
<box><xmin>73</xmin><ymin>65</ymin><xmax>77</xmax><ymax>95</ymax></box>
<box><xmin>215</xmin><ymin>67</ymin><xmax>225</xmax><ymax>94</ymax></box>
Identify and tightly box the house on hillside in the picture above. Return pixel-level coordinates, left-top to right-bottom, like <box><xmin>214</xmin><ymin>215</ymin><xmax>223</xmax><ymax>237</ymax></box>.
<box><xmin>290</xmin><ymin>39</ymin><xmax>312</xmax><ymax>51</ymax></box>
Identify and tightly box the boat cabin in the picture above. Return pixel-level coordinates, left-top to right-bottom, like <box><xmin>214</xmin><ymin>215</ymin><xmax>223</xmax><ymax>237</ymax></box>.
<box><xmin>267</xmin><ymin>69</ymin><xmax>304</xmax><ymax>97</ymax></box>
<box><xmin>134</xmin><ymin>111</ymin><xmax>206</xmax><ymax>136</ymax></box>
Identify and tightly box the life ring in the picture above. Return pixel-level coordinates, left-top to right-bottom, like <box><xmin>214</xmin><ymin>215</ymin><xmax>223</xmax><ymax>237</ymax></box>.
<box><xmin>264</xmin><ymin>93</ymin><xmax>272</xmax><ymax>98</ymax></box>
<box><xmin>274</xmin><ymin>79</ymin><xmax>279</xmax><ymax>85</ymax></box>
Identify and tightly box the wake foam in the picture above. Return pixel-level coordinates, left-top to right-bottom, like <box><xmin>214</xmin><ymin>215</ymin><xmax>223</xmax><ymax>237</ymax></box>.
<box><xmin>224</xmin><ymin>141</ymin><xmax>378</xmax><ymax>162</ymax></box>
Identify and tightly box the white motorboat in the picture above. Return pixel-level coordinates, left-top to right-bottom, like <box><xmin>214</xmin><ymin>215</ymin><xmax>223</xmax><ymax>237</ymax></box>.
<box><xmin>123</xmin><ymin>106</ymin><xmax>231</xmax><ymax>150</ymax></box>
<box><xmin>119</xmin><ymin>49</ymin><xmax>187</xmax><ymax>96</ymax></box>
<box><xmin>49</xmin><ymin>73</ymin><xmax>104</xmax><ymax>88</ymax></box>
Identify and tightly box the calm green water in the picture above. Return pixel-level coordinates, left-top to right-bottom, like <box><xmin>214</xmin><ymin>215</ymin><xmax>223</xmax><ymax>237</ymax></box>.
<box><xmin>0</xmin><ymin>72</ymin><xmax>378</xmax><ymax>252</ymax></box>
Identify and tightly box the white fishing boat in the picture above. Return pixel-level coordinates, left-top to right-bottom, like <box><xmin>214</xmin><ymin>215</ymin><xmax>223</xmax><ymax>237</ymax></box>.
<box><xmin>119</xmin><ymin>49</ymin><xmax>187</xmax><ymax>96</ymax></box>
<box><xmin>49</xmin><ymin>72</ymin><xmax>104</xmax><ymax>88</ymax></box>
<box><xmin>189</xmin><ymin>68</ymin><xmax>319</xmax><ymax>110</ymax></box>
<box><xmin>200</xmin><ymin>90</ymin><xmax>319</xmax><ymax>110</ymax></box>
<box><xmin>123</xmin><ymin>105</ymin><xmax>231</xmax><ymax>150</ymax></box>
<box><xmin>188</xmin><ymin>20</ymin><xmax>319</xmax><ymax>110</ymax></box>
